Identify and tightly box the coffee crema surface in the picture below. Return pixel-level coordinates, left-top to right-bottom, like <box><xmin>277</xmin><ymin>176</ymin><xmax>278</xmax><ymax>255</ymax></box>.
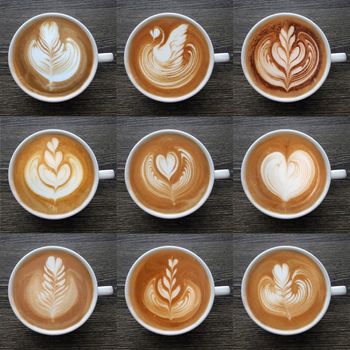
<box><xmin>244</xmin><ymin>132</ymin><xmax>327</xmax><ymax>214</ymax></box>
<box><xmin>128</xmin><ymin>17</ymin><xmax>210</xmax><ymax>98</ymax></box>
<box><xmin>128</xmin><ymin>133</ymin><xmax>211</xmax><ymax>214</ymax></box>
<box><xmin>245</xmin><ymin>16</ymin><xmax>327</xmax><ymax>98</ymax></box>
<box><xmin>12</xmin><ymin>16</ymin><xmax>94</xmax><ymax>97</ymax></box>
<box><xmin>12</xmin><ymin>250</ymin><xmax>94</xmax><ymax>330</ymax></box>
<box><xmin>12</xmin><ymin>133</ymin><xmax>95</xmax><ymax>215</ymax></box>
<box><xmin>246</xmin><ymin>250</ymin><xmax>327</xmax><ymax>330</ymax></box>
<box><xmin>128</xmin><ymin>249</ymin><xmax>211</xmax><ymax>331</ymax></box>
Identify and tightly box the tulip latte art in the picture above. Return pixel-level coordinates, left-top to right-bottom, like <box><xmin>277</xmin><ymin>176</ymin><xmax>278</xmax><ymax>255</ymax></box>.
<box><xmin>12</xmin><ymin>16</ymin><xmax>94</xmax><ymax>97</ymax></box>
<box><xmin>244</xmin><ymin>132</ymin><xmax>327</xmax><ymax>214</ymax></box>
<box><xmin>12</xmin><ymin>133</ymin><xmax>95</xmax><ymax>215</ymax></box>
<box><xmin>128</xmin><ymin>249</ymin><xmax>211</xmax><ymax>331</ymax></box>
<box><xmin>246</xmin><ymin>250</ymin><xmax>327</xmax><ymax>330</ymax></box>
<box><xmin>245</xmin><ymin>16</ymin><xmax>327</xmax><ymax>98</ymax></box>
<box><xmin>12</xmin><ymin>250</ymin><xmax>93</xmax><ymax>330</ymax></box>
<box><xmin>129</xmin><ymin>133</ymin><xmax>211</xmax><ymax>214</ymax></box>
<box><xmin>128</xmin><ymin>17</ymin><xmax>210</xmax><ymax>98</ymax></box>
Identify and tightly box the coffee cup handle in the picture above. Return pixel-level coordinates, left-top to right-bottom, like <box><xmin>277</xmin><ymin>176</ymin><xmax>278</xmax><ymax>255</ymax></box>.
<box><xmin>331</xmin><ymin>53</ymin><xmax>347</xmax><ymax>63</ymax></box>
<box><xmin>98</xmin><ymin>53</ymin><xmax>114</xmax><ymax>63</ymax></box>
<box><xmin>331</xmin><ymin>169</ymin><xmax>347</xmax><ymax>180</ymax></box>
<box><xmin>331</xmin><ymin>286</ymin><xmax>347</xmax><ymax>296</ymax></box>
<box><xmin>214</xmin><ymin>169</ymin><xmax>231</xmax><ymax>180</ymax></box>
<box><xmin>214</xmin><ymin>53</ymin><xmax>230</xmax><ymax>63</ymax></box>
<box><xmin>214</xmin><ymin>286</ymin><xmax>231</xmax><ymax>296</ymax></box>
<box><xmin>99</xmin><ymin>169</ymin><xmax>115</xmax><ymax>180</ymax></box>
<box><xmin>97</xmin><ymin>286</ymin><xmax>114</xmax><ymax>296</ymax></box>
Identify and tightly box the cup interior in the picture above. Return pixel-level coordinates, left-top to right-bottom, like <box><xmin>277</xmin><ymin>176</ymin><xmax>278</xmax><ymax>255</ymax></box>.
<box><xmin>241</xmin><ymin>129</ymin><xmax>331</xmax><ymax>219</ymax></box>
<box><xmin>8</xmin><ymin>246</ymin><xmax>99</xmax><ymax>335</ymax></box>
<box><xmin>8</xmin><ymin>129</ymin><xmax>100</xmax><ymax>220</ymax></box>
<box><xmin>124</xmin><ymin>245</ymin><xmax>216</xmax><ymax>335</ymax></box>
<box><xmin>124</xmin><ymin>129</ymin><xmax>215</xmax><ymax>219</ymax></box>
<box><xmin>241</xmin><ymin>245</ymin><xmax>332</xmax><ymax>335</ymax></box>
<box><xmin>124</xmin><ymin>12</ymin><xmax>215</xmax><ymax>102</ymax></box>
<box><xmin>241</xmin><ymin>12</ymin><xmax>332</xmax><ymax>102</ymax></box>
<box><xmin>8</xmin><ymin>12</ymin><xmax>99</xmax><ymax>102</ymax></box>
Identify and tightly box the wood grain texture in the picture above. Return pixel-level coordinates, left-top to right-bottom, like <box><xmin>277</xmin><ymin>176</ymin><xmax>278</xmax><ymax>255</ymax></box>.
<box><xmin>233</xmin><ymin>0</ymin><xmax>350</xmax><ymax>116</ymax></box>
<box><xmin>0</xmin><ymin>0</ymin><xmax>116</xmax><ymax>116</ymax></box>
<box><xmin>233</xmin><ymin>233</ymin><xmax>350</xmax><ymax>350</ymax></box>
<box><xmin>0</xmin><ymin>116</ymin><xmax>117</xmax><ymax>233</ymax></box>
<box><xmin>116</xmin><ymin>0</ymin><xmax>233</xmax><ymax>116</ymax></box>
<box><xmin>116</xmin><ymin>233</ymin><xmax>233</xmax><ymax>350</ymax></box>
<box><xmin>233</xmin><ymin>116</ymin><xmax>350</xmax><ymax>233</ymax></box>
<box><xmin>116</xmin><ymin>117</ymin><xmax>233</xmax><ymax>233</ymax></box>
<box><xmin>0</xmin><ymin>233</ymin><xmax>117</xmax><ymax>350</ymax></box>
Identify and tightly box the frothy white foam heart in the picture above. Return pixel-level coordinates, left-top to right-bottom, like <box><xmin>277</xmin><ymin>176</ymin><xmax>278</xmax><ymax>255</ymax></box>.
<box><xmin>143</xmin><ymin>258</ymin><xmax>201</xmax><ymax>320</ymax></box>
<box><xmin>260</xmin><ymin>150</ymin><xmax>316</xmax><ymax>202</ymax></box>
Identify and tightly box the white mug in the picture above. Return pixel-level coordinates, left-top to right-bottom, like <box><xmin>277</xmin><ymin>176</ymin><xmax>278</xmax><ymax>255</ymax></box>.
<box><xmin>241</xmin><ymin>13</ymin><xmax>347</xmax><ymax>102</ymax></box>
<box><xmin>8</xmin><ymin>12</ymin><xmax>114</xmax><ymax>102</ymax></box>
<box><xmin>8</xmin><ymin>129</ymin><xmax>115</xmax><ymax>220</ymax></box>
<box><xmin>124</xmin><ymin>12</ymin><xmax>230</xmax><ymax>102</ymax></box>
<box><xmin>241</xmin><ymin>129</ymin><xmax>347</xmax><ymax>219</ymax></box>
<box><xmin>125</xmin><ymin>245</ymin><xmax>231</xmax><ymax>335</ymax></box>
<box><xmin>124</xmin><ymin>129</ymin><xmax>231</xmax><ymax>219</ymax></box>
<box><xmin>241</xmin><ymin>245</ymin><xmax>347</xmax><ymax>335</ymax></box>
<box><xmin>8</xmin><ymin>246</ymin><xmax>114</xmax><ymax>336</ymax></box>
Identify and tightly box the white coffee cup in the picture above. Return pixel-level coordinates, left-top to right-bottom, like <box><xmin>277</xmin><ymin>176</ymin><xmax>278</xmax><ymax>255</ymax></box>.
<box><xmin>241</xmin><ymin>13</ymin><xmax>347</xmax><ymax>102</ymax></box>
<box><xmin>8</xmin><ymin>12</ymin><xmax>114</xmax><ymax>102</ymax></box>
<box><xmin>124</xmin><ymin>129</ymin><xmax>231</xmax><ymax>219</ymax></box>
<box><xmin>8</xmin><ymin>129</ymin><xmax>115</xmax><ymax>220</ymax></box>
<box><xmin>241</xmin><ymin>245</ymin><xmax>347</xmax><ymax>335</ymax></box>
<box><xmin>125</xmin><ymin>245</ymin><xmax>231</xmax><ymax>335</ymax></box>
<box><xmin>8</xmin><ymin>246</ymin><xmax>114</xmax><ymax>336</ymax></box>
<box><xmin>241</xmin><ymin>129</ymin><xmax>347</xmax><ymax>219</ymax></box>
<box><xmin>124</xmin><ymin>12</ymin><xmax>230</xmax><ymax>102</ymax></box>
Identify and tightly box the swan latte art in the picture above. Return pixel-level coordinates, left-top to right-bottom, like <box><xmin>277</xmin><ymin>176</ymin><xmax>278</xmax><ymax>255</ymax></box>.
<box><xmin>128</xmin><ymin>16</ymin><xmax>210</xmax><ymax>98</ymax></box>
<box><xmin>244</xmin><ymin>132</ymin><xmax>327</xmax><ymax>214</ymax></box>
<box><xmin>245</xmin><ymin>15</ymin><xmax>327</xmax><ymax>98</ymax></box>
<box><xmin>128</xmin><ymin>133</ymin><xmax>211</xmax><ymax>214</ymax></box>
<box><xmin>11</xmin><ymin>249</ymin><xmax>94</xmax><ymax>330</ymax></box>
<box><xmin>11</xmin><ymin>16</ymin><xmax>94</xmax><ymax>97</ymax></box>
<box><xmin>246</xmin><ymin>250</ymin><xmax>327</xmax><ymax>330</ymax></box>
<box><xmin>128</xmin><ymin>249</ymin><xmax>211</xmax><ymax>331</ymax></box>
<box><xmin>12</xmin><ymin>133</ymin><xmax>95</xmax><ymax>215</ymax></box>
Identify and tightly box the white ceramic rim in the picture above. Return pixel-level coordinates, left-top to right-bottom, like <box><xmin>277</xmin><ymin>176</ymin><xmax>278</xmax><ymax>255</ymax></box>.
<box><xmin>8</xmin><ymin>12</ymin><xmax>99</xmax><ymax>102</ymax></box>
<box><xmin>8</xmin><ymin>129</ymin><xmax>100</xmax><ymax>220</ymax></box>
<box><xmin>125</xmin><ymin>245</ymin><xmax>216</xmax><ymax>335</ymax></box>
<box><xmin>124</xmin><ymin>129</ymin><xmax>215</xmax><ymax>219</ymax></box>
<box><xmin>241</xmin><ymin>245</ymin><xmax>332</xmax><ymax>335</ymax></box>
<box><xmin>8</xmin><ymin>246</ymin><xmax>99</xmax><ymax>336</ymax></box>
<box><xmin>241</xmin><ymin>12</ymin><xmax>332</xmax><ymax>102</ymax></box>
<box><xmin>241</xmin><ymin>129</ymin><xmax>331</xmax><ymax>219</ymax></box>
<box><xmin>124</xmin><ymin>12</ymin><xmax>215</xmax><ymax>103</ymax></box>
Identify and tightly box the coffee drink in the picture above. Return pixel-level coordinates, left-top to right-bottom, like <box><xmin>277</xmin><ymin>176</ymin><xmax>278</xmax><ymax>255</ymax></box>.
<box><xmin>128</xmin><ymin>248</ymin><xmax>211</xmax><ymax>331</ymax></box>
<box><xmin>245</xmin><ymin>249</ymin><xmax>327</xmax><ymax>330</ymax></box>
<box><xmin>128</xmin><ymin>133</ymin><xmax>211</xmax><ymax>214</ymax></box>
<box><xmin>244</xmin><ymin>131</ymin><xmax>327</xmax><ymax>214</ymax></box>
<box><xmin>11</xmin><ymin>249</ymin><xmax>94</xmax><ymax>330</ymax></box>
<box><xmin>127</xmin><ymin>16</ymin><xmax>210</xmax><ymax>98</ymax></box>
<box><xmin>12</xmin><ymin>133</ymin><xmax>95</xmax><ymax>215</ymax></box>
<box><xmin>245</xmin><ymin>15</ymin><xmax>327</xmax><ymax>98</ymax></box>
<box><xmin>11</xmin><ymin>16</ymin><xmax>94</xmax><ymax>97</ymax></box>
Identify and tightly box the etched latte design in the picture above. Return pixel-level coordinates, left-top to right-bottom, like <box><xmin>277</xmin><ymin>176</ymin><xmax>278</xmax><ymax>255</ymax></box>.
<box><xmin>26</xmin><ymin>256</ymin><xmax>78</xmax><ymax>320</ymax></box>
<box><xmin>28</xmin><ymin>21</ymin><xmax>81</xmax><ymax>88</ymax></box>
<box><xmin>260</xmin><ymin>150</ymin><xmax>316</xmax><ymax>202</ymax></box>
<box><xmin>254</xmin><ymin>24</ymin><xmax>320</xmax><ymax>92</ymax></box>
<box><xmin>143</xmin><ymin>258</ymin><xmax>201</xmax><ymax>321</ymax></box>
<box><xmin>24</xmin><ymin>137</ymin><xmax>83</xmax><ymax>201</ymax></box>
<box><xmin>139</xmin><ymin>24</ymin><xmax>200</xmax><ymax>89</ymax></box>
<box><xmin>258</xmin><ymin>263</ymin><xmax>315</xmax><ymax>320</ymax></box>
